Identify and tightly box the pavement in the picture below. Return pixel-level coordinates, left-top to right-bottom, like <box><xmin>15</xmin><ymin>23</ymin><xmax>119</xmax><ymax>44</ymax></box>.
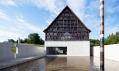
<box><xmin>1</xmin><ymin>56</ymin><xmax>119</xmax><ymax>71</ymax></box>
<box><xmin>0</xmin><ymin>56</ymin><xmax>45</xmax><ymax>70</ymax></box>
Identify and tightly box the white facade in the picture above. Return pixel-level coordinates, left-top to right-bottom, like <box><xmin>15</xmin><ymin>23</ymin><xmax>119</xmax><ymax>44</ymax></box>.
<box><xmin>45</xmin><ymin>41</ymin><xmax>90</xmax><ymax>56</ymax></box>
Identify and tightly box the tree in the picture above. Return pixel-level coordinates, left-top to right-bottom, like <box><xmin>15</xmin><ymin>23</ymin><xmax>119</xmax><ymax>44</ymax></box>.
<box><xmin>90</xmin><ymin>39</ymin><xmax>100</xmax><ymax>47</ymax></box>
<box><xmin>104</xmin><ymin>32</ymin><xmax>119</xmax><ymax>45</ymax></box>
<box><xmin>28</xmin><ymin>33</ymin><xmax>40</xmax><ymax>44</ymax></box>
<box><xmin>8</xmin><ymin>39</ymin><xmax>15</xmax><ymax>43</ymax></box>
<box><xmin>20</xmin><ymin>39</ymin><xmax>24</xmax><ymax>43</ymax></box>
<box><xmin>39</xmin><ymin>38</ymin><xmax>44</xmax><ymax>44</ymax></box>
<box><xmin>24</xmin><ymin>38</ymin><xmax>29</xmax><ymax>43</ymax></box>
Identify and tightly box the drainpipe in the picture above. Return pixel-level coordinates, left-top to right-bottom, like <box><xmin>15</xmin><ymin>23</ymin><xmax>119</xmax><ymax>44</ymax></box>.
<box><xmin>100</xmin><ymin>0</ymin><xmax>104</xmax><ymax>71</ymax></box>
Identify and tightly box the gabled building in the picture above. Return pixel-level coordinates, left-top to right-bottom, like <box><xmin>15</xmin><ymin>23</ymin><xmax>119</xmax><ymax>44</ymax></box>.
<box><xmin>43</xmin><ymin>6</ymin><xmax>91</xmax><ymax>56</ymax></box>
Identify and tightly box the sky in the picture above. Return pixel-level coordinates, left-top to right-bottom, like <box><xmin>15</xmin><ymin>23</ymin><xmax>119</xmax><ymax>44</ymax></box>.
<box><xmin>0</xmin><ymin>0</ymin><xmax>119</xmax><ymax>42</ymax></box>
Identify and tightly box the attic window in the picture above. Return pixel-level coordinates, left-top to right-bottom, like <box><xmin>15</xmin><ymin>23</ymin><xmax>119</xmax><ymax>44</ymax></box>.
<box><xmin>49</xmin><ymin>28</ymin><xmax>52</xmax><ymax>31</ymax></box>
<box><xmin>53</xmin><ymin>28</ymin><xmax>57</xmax><ymax>31</ymax></box>
<box><xmin>78</xmin><ymin>28</ymin><xmax>80</xmax><ymax>31</ymax></box>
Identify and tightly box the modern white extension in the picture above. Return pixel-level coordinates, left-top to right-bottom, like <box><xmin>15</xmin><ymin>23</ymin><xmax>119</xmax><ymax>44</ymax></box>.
<box><xmin>45</xmin><ymin>41</ymin><xmax>90</xmax><ymax>56</ymax></box>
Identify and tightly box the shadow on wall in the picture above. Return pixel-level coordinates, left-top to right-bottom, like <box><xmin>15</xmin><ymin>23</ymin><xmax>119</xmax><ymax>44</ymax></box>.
<box><xmin>90</xmin><ymin>47</ymin><xmax>93</xmax><ymax>56</ymax></box>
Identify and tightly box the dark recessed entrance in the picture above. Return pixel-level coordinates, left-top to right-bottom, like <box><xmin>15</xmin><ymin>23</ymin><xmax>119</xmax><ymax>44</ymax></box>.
<box><xmin>46</xmin><ymin>47</ymin><xmax>67</xmax><ymax>55</ymax></box>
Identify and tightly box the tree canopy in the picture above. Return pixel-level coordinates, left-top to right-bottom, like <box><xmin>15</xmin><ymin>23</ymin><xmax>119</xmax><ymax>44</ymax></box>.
<box><xmin>104</xmin><ymin>32</ymin><xmax>119</xmax><ymax>45</ymax></box>
<box><xmin>90</xmin><ymin>39</ymin><xmax>100</xmax><ymax>47</ymax></box>
<box><xmin>8</xmin><ymin>33</ymin><xmax>44</xmax><ymax>45</ymax></box>
<box><xmin>90</xmin><ymin>31</ymin><xmax>119</xmax><ymax>47</ymax></box>
<box><xmin>28</xmin><ymin>33</ymin><xmax>40</xmax><ymax>44</ymax></box>
<box><xmin>8</xmin><ymin>39</ymin><xmax>15</xmax><ymax>43</ymax></box>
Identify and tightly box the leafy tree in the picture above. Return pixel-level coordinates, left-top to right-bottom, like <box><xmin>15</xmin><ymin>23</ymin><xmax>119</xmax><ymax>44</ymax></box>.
<box><xmin>8</xmin><ymin>39</ymin><xmax>15</xmax><ymax>43</ymax></box>
<box><xmin>28</xmin><ymin>33</ymin><xmax>40</xmax><ymax>44</ymax></box>
<box><xmin>24</xmin><ymin>38</ymin><xmax>29</xmax><ymax>43</ymax></box>
<box><xmin>39</xmin><ymin>38</ymin><xmax>44</xmax><ymax>44</ymax></box>
<box><xmin>20</xmin><ymin>39</ymin><xmax>24</xmax><ymax>43</ymax></box>
<box><xmin>90</xmin><ymin>39</ymin><xmax>100</xmax><ymax>47</ymax></box>
<box><xmin>104</xmin><ymin>31</ymin><xmax>119</xmax><ymax>45</ymax></box>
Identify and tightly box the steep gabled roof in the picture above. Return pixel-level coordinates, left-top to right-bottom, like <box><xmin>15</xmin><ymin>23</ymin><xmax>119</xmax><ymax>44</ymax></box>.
<box><xmin>43</xmin><ymin>6</ymin><xmax>91</xmax><ymax>32</ymax></box>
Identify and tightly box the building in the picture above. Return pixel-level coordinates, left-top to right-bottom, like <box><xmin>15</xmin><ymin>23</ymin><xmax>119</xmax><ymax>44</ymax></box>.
<box><xmin>43</xmin><ymin>6</ymin><xmax>91</xmax><ymax>56</ymax></box>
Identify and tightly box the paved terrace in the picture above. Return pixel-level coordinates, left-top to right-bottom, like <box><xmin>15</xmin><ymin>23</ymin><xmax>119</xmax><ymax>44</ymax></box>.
<box><xmin>1</xmin><ymin>56</ymin><xmax>119</xmax><ymax>71</ymax></box>
<box><xmin>0</xmin><ymin>56</ymin><xmax>45</xmax><ymax>69</ymax></box>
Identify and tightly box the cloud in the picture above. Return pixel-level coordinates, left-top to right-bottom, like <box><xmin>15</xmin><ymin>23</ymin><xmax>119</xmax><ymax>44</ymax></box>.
<box><xmin>0</xmin><ymin>25</ymin><xmax>22</xmax><ymax>42</ymax></box>
<box><xmin>105</xmin><ymin>0</ymin><xmax>119</xmax><ymax>14</ymax></box>
<box><xmin>0</xmin><ymin>0</ymin><xmax>16</xmax><ymax>6</ymax></box>
<box><xmin>12</xmin><ymin>0</ymin><xmax>66</xmax><ymax>15</ymax></box>
<box><xmin>26</xmin><ymin>0</ymin><xmax>66</xmax><ymax>26</ymax></box>
<box><xmin>104</xmin><ymin>0</ymin><xmax>119</xmax><ymax>37</ymax></box>
<box><xmin>67</xmin><ymin>0</ymin><xmax>86</xmax><ymax>21</ymax></box>
<box><xmin>15</xmin><ymin>18</ymin><xmax>42</xmax><ymax>33</ymax></box>
<box><xmin>0</xmin><ymin>9</ymin><xmax>11</xmax><ymax>20</ymax></box>
<box><xmin>32</xmin><ymin>0</ymin><xmax>66</xmax><ymax>15</ymax></box>
<box><xmin>6</xmin><ymin>0</ymin><xmax>66</xmax><ymax>26</ymax></box>
<box><xmin>105</xmin><ymin>25</ymin><xmax>119</xmax><ymax>37</ymax></box>
<box><xmin>32</xmin><ymin>0</ymin><xmax>57</xmax><ymax>14</ymax></box>
<box><xmin>0</xmin><ymin>14</ymin><xmax>44</xmax><ymax>42</ymax></box>
<box><xmin>46</xmin><ymin>17</ymin><xmax>53</xmax><ymax>25</ymax></box>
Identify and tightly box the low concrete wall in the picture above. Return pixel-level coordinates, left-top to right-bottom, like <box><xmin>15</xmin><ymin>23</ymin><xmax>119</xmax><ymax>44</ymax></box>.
<box><xmin>93</xmin><ymin>44</ymin><xmax>119</xmax><ymax>61</ymax></box>
<box><xmin>16</xmin><ymin>44</ymin><xmax>45</xmax><ymax>58</ymax></box>
<box><xmin>0</xmin><ymin>42</ymin><xmax>14</xmax><ymax>60</ymax></box>
<box><xmin>0</xmin><ymin>42</ymin><xmax>45</xmax><ymax>61</ymax></box>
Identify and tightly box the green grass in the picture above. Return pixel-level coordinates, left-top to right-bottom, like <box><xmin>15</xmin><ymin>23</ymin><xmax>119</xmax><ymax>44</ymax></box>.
<box><xmin>21</xmin><ymin>43</ymin><xmax>44</xmax><ymax>47</ymax></box>
<box><xmin>12</xmin><ymin>46</ymin><xmax>16</xmax><ymax>54</ymax></box>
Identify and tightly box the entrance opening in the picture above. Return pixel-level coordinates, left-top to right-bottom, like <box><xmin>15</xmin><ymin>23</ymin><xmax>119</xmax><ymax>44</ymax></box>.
<box><xmin>46</xmin><ymin>47</ymin><xmax>67</xmax><ymax>55</ymax></box>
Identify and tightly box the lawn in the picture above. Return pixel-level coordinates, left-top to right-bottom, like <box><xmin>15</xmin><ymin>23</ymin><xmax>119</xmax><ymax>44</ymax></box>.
<box><xmin>12</xmin><ymin>46</ymin><xmax>16</xmax><ymax>54</ymax></box>
<box><xmin>21</xmin><ymin>43</ymin><xmax>44</xmax><ymax>47</ymax></box>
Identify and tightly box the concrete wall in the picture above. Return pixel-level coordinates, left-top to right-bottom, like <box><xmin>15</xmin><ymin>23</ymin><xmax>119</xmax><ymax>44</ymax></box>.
<box><xmin>16</xmin><ymin>44</ymin><xmax>45</xmax><ymax>58</ymax></box>
<box><xmin>45</xmin><ymin>41</ymin><xmax>90</xmax><ymax>56</ymax></box>
<box><xmin>0</xmin><ymin>42</ymin><xmax>45</xmax><ymax>61</ymax></box>
<box><xmin>0</xmin><ymin>42</ymin><xmax>14</xmax><ymax>60</ymax></box>
<box><xmin>93</xmin><ymin>44</ymin><xmax>119</xmax><ymax>61</ymax></box>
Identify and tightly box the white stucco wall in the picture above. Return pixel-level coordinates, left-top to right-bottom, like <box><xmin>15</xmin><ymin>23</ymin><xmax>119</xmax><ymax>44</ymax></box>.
<box><xmin>93</xmin><ymin>44</ymin><xmax>119</xmax><ymax>61</ymax></box>
<box><xmin>45</xmin><ymin>41</ymin><xmax>90</xmax><ymax>56</ymax></box>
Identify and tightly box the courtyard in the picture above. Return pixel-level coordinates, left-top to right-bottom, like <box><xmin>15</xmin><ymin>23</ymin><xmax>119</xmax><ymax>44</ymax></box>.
<box><xmin>1</xmin><ymin>56</ymin><xmax>119</xmax><ymax>71</ymax></box>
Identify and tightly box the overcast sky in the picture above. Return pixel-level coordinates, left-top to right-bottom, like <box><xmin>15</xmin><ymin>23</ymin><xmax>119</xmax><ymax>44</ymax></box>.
<box><xmin>0</xmin><ymin>0</ymin><xmax>119</xmax><ymax>42</ymax></box>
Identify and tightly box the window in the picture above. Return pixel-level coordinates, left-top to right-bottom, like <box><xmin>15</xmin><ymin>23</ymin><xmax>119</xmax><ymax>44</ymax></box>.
<box><xmin>53</xmin><ymin>28</ymin><xmax>57</xmax><ymax>31</ymax></box>
<box><xmin>54</xmin><ymin>33</ymin><xmax>57</xmax><ymax>36</ymax></box>
<box><xmin>64</xmin><ymin>27</ymin><xmax>67</xmax><ymax>31</ymax></box>
<box><xmin>68</xmin><ymin>27</ymin><xmax>70</xmax><ymax>31</ymax></box>
<box><xmin>50</xmin><ymin>33</ymin><xmax>53</xmax><ymax>35</ymax></box>
<box><xmin>77</xmin><ymin>28</ymin><xmax>80</xmax><ymax>31</ymax></box>
<box><xmin>61</xmin><ymin>32</ymin><xmax>72</xmax><ymax>40</ymax></box>
<box><xmin>49</xmin><ymin>28</ymin><xmax>52</xmax><ymax>31</ymax></box>
<box><xmin>68</xmin><ymin>23</ymin><xmax>70</xmax><ymax>26</ymax></box>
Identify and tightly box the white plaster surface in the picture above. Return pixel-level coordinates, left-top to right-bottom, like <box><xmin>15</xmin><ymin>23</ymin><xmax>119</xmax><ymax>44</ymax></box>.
<box><xmin>45</xmin><ymin>41</ymin><xmax>90</xmax><ymax>56</ymax></box>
